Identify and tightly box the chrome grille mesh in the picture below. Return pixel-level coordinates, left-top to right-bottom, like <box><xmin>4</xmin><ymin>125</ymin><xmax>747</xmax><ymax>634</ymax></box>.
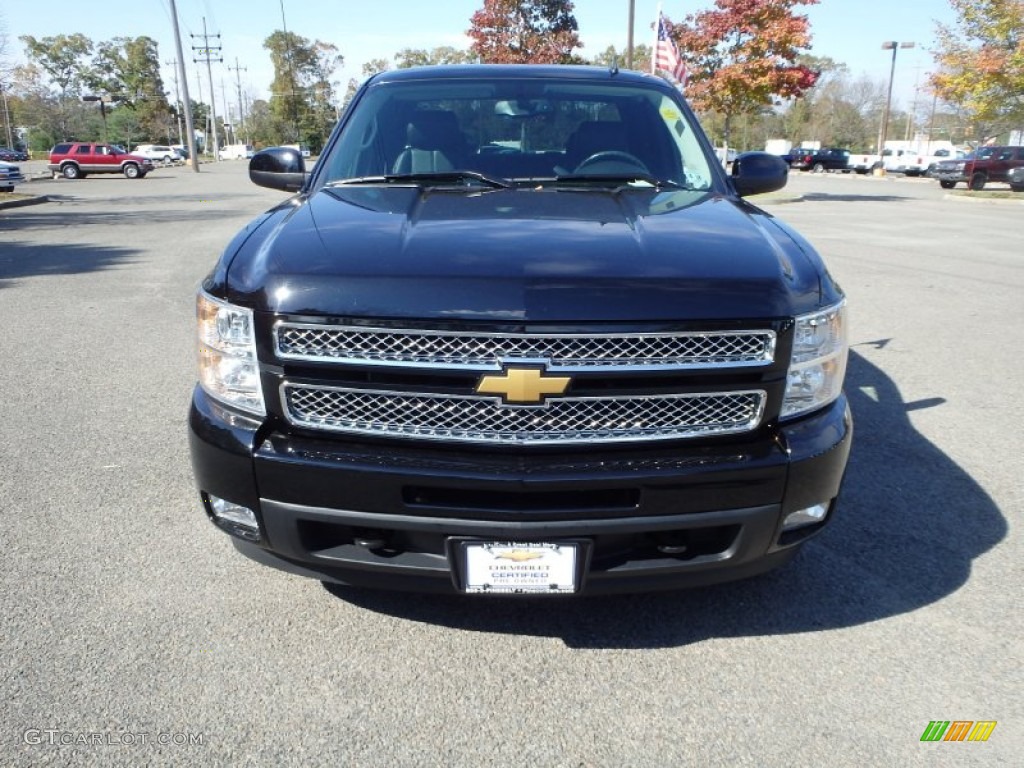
<box><xmin>274</xmin><ymin>324</ymin><xmax>775</xmax><ymax>371</ymax></box>
<box><xmin>282</xmin><ymin>385</ymin><xmax>766</xmax><ymax>445</ymax></box>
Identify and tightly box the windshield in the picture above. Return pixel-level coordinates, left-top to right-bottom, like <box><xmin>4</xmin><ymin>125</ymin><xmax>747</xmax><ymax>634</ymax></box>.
<box><xmin>318</xmin><ymin>77</ymin><xmax>715</xmax><ymax>190</ymax></box>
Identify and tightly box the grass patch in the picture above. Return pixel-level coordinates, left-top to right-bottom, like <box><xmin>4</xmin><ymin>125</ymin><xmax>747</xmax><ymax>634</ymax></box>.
<box><xmin>950</xmin><ymin>189</ymin><xmax>1024</xmax><ymax>199</ymax></box>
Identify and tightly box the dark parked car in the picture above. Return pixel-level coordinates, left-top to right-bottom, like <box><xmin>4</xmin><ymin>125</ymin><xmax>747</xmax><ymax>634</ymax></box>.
<box><xmin>1007</xmin><ymin>166</ymin><xmax>1024</xmax><ymax>192</ymax></box>
<box><xmin>190</xmin><ymin>65</ymin><xmax>851</xmax><ymax>596</ymax></box>
<box><xmin>47</xmin><ymin>142</ymin><xmax>154</xmax><ymax>179</ymax></box>
<box><xmin>933</xmin><ymin>145</ymin><xmax>1024</xmax><ymax>189</ymax></box>
<box><xmin>0</xmin><ymin>146</ymin><xmax>29</xmax><ymax>162</ymax></box>
<box><xmin>788</xmin><ymin>147</ymin><xmax>852</xmax><ymax>172</ymax></box>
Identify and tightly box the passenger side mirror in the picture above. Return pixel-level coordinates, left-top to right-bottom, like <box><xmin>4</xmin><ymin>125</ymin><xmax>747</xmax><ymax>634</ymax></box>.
<box><xmin>249</xmin><ymin>147</ymin><xmax>307</xmax><ymax>192</ymax></box>
<box><xmin>731</xmin><ymin>152</ymin><xmax>789</xmax><ymax>197</ymax></box>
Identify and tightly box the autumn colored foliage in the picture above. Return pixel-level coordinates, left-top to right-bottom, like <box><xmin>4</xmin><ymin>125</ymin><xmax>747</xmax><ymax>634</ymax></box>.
<box><xmin>930</xmin><ymin>0</ymin><xmax>1024</xmax><ymax>137</ymax></box>
<box><xmin>468</xmin><ymin>0</ymin><xmax>582</xmax><ymax>64</ymax></box>
<box><xmin>666</xmin><ymin>0</ymin><xmax>819</xmax><ymax>139</ymax></box>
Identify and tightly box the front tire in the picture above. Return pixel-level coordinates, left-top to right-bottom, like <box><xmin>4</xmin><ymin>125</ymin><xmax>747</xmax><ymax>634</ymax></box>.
<box><xmin>969</xmin><ymin>172</ymin><xmax>986</xmax><ymax>191</ymax></box>
<box><xmin>939</xmin><ymin>180</ymin><xmax>955</xmax><ymax>189</ymax></box>
<box><xmin>61</xmin><ymin>164</ymin><xmax>80</xmax><ymax>180</ymax></box>
<box><xmin>123</xmin><ymin>163</ymin><xmax>140</xmax><ymax>179</ymax></box>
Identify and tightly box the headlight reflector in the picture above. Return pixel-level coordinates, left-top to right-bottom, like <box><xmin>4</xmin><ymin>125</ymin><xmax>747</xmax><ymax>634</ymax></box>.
<box><xmin>196</xmin><ymin>291</ymin><xmax>265</xmax><ymax>415</ymax></box>
<box><xmin>782</xmin><ymin>301</ymin><xmax>847</xmax><ymax>419</ymax></box>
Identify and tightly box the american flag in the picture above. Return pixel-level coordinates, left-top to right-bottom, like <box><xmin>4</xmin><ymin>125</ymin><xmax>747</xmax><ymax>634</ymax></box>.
<box><xmin>655</xmin><ymin>14</ymin><xmax>687</xmax><ymax>86</ymax></box>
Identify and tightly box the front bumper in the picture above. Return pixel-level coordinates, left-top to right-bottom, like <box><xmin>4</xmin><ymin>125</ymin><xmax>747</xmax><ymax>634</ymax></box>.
<box><xmin>933</xmin><ymin>169</ymin><xmax>967</xmax><ymax>183</ymax></box>
<box><xmin>189</xmin><ymin>388</ymin><xmax>852</xmax><ymax>595</ymax></box>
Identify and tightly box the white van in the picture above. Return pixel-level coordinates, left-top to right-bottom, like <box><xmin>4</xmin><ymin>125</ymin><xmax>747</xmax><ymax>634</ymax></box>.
<box><xmin>218</xmin><ymin>144</ymin><xmax>255</xmax><ymax>160</ymax></box>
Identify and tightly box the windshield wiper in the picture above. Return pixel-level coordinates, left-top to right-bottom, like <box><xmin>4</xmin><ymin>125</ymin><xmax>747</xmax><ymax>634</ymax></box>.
<box><xmin>551</xmin><ymin>173</ymin><xmax>687</xmax><ymax>190</ymax></box>
<box><xmin>328</xmin><ymin>171</ymin><xmax>512</xmax><ymax>189</ymax></box>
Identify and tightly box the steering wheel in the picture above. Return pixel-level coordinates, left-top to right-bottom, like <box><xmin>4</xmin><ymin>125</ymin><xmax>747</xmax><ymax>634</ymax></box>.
<box><xmin>575</xmin><ymin>150</ymin><xmax>648</xmax><ymax>173</ymax></box>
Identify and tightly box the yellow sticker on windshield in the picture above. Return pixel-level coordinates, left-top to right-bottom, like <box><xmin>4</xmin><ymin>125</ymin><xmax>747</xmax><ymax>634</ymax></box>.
<box><xmin>660</xmin><ymin>107</ymin><xmax>680</xmax><ymax>120</ymax></box>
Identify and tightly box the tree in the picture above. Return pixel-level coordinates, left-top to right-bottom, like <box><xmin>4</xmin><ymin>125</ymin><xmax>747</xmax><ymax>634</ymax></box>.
<box><xmin>930</xmin><ymin>0</ymin><xmax>1024</xmax><ymax>140</ymax></box>
<box><xmin>590</xmin><ymin>44</ymin><xmax>651</xmax><ymax>73</ymax></box>
<box><xmin>89</xmin><ymin>37</ymin><xmax>170</xmax><ymax>141</ymax></box>
<box><xmin>106</xmin><ymin>106</ymin><xmax>143</xmax><ymax>150</ymax></box>
<box><xmin>264</xmin><ymin>31</ymin><xmax>343</xmax><ymax>149</ymax></box>
<box><xmin>668</xmin><ymin>0</ymin><xmax>819</xmax><ymax>144</ymax></box>
<box><xmin>19</xmin><ymin>33</ymin><xmax>94</xmax><ymax>138</ymax></box>
<box><xmin>468</xmin><ymin>0</ymin><xmax>582</xmax><ymax>64</ymax></box>
<box><xmin>341</xmin><ymin>59</ymin><xmax>391</xmax><ymax>112</ymax></box>
<box><xmin>394</xmin><ymin>47</ymin><xmax>474</xmax><ymax>69</ymax></box>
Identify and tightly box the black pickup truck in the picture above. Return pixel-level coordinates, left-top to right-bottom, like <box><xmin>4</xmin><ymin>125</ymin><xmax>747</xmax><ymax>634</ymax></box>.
<box><xmin>787</xmin><ymin>147</ymin><xmax>852</xmax><ymax>172</ymax></box>
<box><xmin>189</xmin><ymin>65</ymin><xmax>851</xmax><ymax>596</ymax></box>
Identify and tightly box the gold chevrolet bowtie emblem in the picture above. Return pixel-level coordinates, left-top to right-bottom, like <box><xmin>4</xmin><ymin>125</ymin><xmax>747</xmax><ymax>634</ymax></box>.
<box><xmin>476</xmin><ymin>367</ymin><xmax>571</xmax><ymax>404</ymax></box>
<box><xmin>495</xmin><ymin>550</ymin><xmax>545</xmax><ymax>562</ymax></box>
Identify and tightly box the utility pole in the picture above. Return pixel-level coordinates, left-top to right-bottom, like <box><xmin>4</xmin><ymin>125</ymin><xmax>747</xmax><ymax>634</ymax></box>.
<box><xmin>168</xmin><ymin>0</ymin><xmax>199</xmax><ymax>171</ymax></box>
<box><xmin>0</xmin><ymin>78</ymin><xmax>14</xmax><ymax>149</ymax></box>
<box><xmin>905</xmin><ymin>65</ymin><xmax>923</xmax><ymax>142</ymax></box>
<box><xmin>192</xmin><ymin>17</ymin><xmax>222</xmax><ymax>160</ymax></box>
<box><xmin>220</xmin><ymin>78</ymin><xmax>231</xmax><ymax>144</ymax></box>
<box><xmin>626</xmin><ymin>0</ymin><xmax>635</xmax><ymax>70</ymax></box>
<box><xmin>279</xmin><ymin>0</ymin><xmax>300</xmax><ymax>143</ymax></box>
<box><xmin>228</xmin><ymin>58</ymin><xmax>248</xmax><ymax>144</ymax></box>
<box><xmin>165</xmin><ymin>58</ymin><xmax>185</xmax><ymax>146</ymax></box>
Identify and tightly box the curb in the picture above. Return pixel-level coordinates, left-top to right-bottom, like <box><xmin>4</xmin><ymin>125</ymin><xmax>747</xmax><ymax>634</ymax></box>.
<box><xmin>0</xmin><ymin>194</ymin><xmax>50</xmax><ymax>211</ymax></box>
<box><xmin>944</xmin><ymin>193</ymin><xmax>1024</xmax><ymax>205</ymax></box>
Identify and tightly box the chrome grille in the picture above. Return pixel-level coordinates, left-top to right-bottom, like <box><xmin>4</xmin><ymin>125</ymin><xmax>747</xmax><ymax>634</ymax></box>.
<box><xmin>274</xmin><ymin>324</ymin><xmax>775</xmax><ymax>371</ymax></box>
<box><xmin>282</xmin><ymin>384</ymin><xmax>766</xmax><ymax>445</ymax></box>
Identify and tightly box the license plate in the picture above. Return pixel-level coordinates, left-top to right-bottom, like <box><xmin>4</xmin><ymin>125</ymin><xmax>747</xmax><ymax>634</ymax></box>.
<box><xmin>459</xmin><ymin>541</ymin><xmax>580</xmax><ymax>594</ymax></box>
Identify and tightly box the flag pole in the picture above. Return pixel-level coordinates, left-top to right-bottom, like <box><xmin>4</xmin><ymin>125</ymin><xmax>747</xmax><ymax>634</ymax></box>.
<box><xmin>652</xmin><ymin>3</ymin><xmax>662</xmax><ymax>75</ymax></box>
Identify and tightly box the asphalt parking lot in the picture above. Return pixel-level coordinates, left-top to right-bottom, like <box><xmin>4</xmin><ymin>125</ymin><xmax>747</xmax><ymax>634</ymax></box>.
<box><xmin>1</xmin><ymin>163</ymin><xmax>1021</xmax><ymax>766</ymax></box>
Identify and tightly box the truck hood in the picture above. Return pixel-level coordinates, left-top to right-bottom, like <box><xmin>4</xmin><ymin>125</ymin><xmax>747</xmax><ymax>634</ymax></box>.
<box><xmin>225</xmin><ymin>185</ymin><xmax>820</xmax><ymax>322</ymax></box>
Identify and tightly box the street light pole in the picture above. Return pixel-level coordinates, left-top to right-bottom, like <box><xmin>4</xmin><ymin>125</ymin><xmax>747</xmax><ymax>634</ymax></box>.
<box><xmin>876</xmin><ymin>41</ymin><xmax>915</xmax><ymax>176</ymax></box>
<box><xmin>626</xmin><ymin>0</ymin><xmax>635</xmax><ymax>70</ymax></box>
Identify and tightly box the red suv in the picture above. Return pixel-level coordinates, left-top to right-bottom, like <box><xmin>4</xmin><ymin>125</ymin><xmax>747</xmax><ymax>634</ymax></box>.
<box><xmin>48</xmin><ymin>142</ymin><xmax>155</xmax><ymax>180</ymax></box>
<box><xmin>934</xmin><ymin>145</ymin><xmax>1024</xmax><ymax>190</ymax></box>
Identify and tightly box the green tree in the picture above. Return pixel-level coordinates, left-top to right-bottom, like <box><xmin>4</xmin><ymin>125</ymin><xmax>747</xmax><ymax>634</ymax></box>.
<box><xmin>930</xmin><ymin>0</ymin><xmax>1024</xmax><ymax>140</ymax></box>
<box><xmin>264</xmin><ymin>30</ymin><xmax>343</xmax><ymax>149</ymax></box>
<box><xmin>89</xmin><ymin>36</ymin><xmax>171</xmax><ymax>141</ymax></box>
<box><xmin>468</xmin><ymin>0</ymin><xmax>582</xmax><ymax>63</ymax></box>
<box><xmin>590</xmin><ymin>44</ymin><xmax>652</xmax><ymax>73</ymax></box>
<box><xmin>668</xmin><ymin>0</ymin><xmax>819</xmax><ymax>145</ymax></box>
<box><xmin>394</xmin><ymin>46</ymin><xmax>474</xmax><ymax>68</ymax></box>
<box><xmin>106</xmin><ymin>106</ymin><xmax>143</xmax><ymax>150</ymax></box>
<box><xmin>19</xmin><ymin>33</ymin><xmax>94</xmax><ymax>137</ymax></box>
<box><xmin>341</xmin><ymin>59</ymin><xmax>391</xmax><ymax>112</ymax></box>
<box><xmin>245</xmin><ymin>98</ymin><xmax>277</xmax><ymax>147</ymax></box>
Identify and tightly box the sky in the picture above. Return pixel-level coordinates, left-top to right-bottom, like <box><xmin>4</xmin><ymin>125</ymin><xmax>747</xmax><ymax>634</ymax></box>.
<box><xmin>3</xmin><ymin>0</ymin><xmax>961</xmax><ymax>117</ymax></box>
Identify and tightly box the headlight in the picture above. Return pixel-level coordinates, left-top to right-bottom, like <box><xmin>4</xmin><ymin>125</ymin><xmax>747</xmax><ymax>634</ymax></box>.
<box><xmin>196</xmin><ymin>291</ymin><xmax>265</xmax><ymax>416</ymax></box>
<box><xmin>782</xmin><ymin>301</ymin><xmax>847</xmax><ymax>419</ymax></box>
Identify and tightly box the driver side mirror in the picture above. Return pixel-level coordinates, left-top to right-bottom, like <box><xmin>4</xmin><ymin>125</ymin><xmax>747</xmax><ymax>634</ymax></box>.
<box><xmin>249</xmin><ymin>147</ymin><xmax>307</xmax><ymax>192</ymax></box>
<box><xmin>731</xmin><ymin>152</ymin><xmax>789</xmax><ymax>197</ymax></box>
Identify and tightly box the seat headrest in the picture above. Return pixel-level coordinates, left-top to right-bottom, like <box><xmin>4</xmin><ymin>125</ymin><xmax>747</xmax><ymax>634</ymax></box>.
<box><xmin>406</xmin><ymin>110</ymin><xmax>461</xmax><ymax>151</ymax></box>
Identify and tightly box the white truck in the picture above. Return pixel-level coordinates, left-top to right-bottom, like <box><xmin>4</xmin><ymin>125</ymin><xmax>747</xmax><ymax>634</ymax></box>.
<box><xmin>848</xmin><ymin>141</ymin><xmax>961</xmax><ymax>176</ymax></box>
<box><xmin>900</xmin><ymin>144</ymin><xmax>965</xmax><ymax>176</ymax></box>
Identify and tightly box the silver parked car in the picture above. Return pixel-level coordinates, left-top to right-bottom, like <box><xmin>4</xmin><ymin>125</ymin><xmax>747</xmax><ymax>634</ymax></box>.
<box><xmin>0</xmin><ymin>161</ymin><xmax>27</xmax><ymax>192</ymax></box>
